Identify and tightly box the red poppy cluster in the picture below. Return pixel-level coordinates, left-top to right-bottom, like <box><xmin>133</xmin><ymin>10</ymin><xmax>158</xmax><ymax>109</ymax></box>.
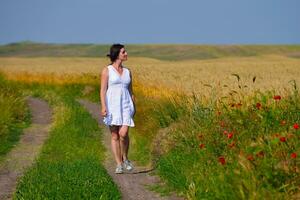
<box><xmin>273</xmin><ymin>95</ymin><xmax>281</xmax><ymax>100</ymax></box>
<box><xmin>218</xmin><ymin>156</ymin><xmax>226</xmax><ymax>165</ymax></box>
<box><xmin>223</xmin><ymin>130</ymin><xmax>234</xmax><ymax>139</ymax></box>
<box><xmin>279</xmin><ymin>121</ymin><xmax>298</xmax><ymax>130</ymax></box>
<box><xmin>291</xmin><ymin>152</ymin><xmax>297</xmax><ymax>159</ymax></box>
<box><xmin>201</xmin><ymin>98</ymin><xmax>297</xmax><ymax>169</ymax></box>
<box><xmin>279</xmin><ymin>137</ymin><xmax>286</xmax><ymax>142</ymax></box>
<box><xmin>227</xmin><ymin>133</ymin><xmax>233</xmax><ymax>139</ymax></box>
<box><xmin>256</xmin><ymin>102</ymin><xmax>262</xmax><ymax>109</ymax></box>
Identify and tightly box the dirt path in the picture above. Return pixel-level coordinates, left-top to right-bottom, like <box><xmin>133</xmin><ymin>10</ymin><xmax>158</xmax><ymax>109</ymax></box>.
<box><xmin>0</xmin><ymin>97</ymin><xmax>52</xmax><ymax>200</ymax></box>
<box><xmin>78</xmin><ymin>99</ymin><xmax>183</xmax><ymax>200</ymax></box>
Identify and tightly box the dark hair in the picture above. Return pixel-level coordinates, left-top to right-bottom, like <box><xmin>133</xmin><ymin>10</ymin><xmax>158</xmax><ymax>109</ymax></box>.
<box><xmin>107</xmin><ymin>43</ymin><xmax>124</xmax><ymax>63</ymax></box>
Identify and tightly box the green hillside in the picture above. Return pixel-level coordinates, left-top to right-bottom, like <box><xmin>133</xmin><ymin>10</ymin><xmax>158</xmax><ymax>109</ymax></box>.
<box><xmin>0</xmin><ymin>41</ymin><xmax>300</xmax><ymax>61</ymax></box>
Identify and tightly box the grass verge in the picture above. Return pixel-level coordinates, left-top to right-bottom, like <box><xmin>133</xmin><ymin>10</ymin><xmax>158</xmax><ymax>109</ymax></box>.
<box><xmin>0</xmin><ymin>73</ymin><xmax>30</xmax><ymax>162</ymax></box>
<box><xmin>14</xmin><ymin>83</ymin><xmax>120</xmax><ymax>199</ymax></box>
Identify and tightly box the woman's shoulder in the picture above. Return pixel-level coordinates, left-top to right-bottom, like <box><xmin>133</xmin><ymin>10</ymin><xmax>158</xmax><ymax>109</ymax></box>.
<box><xmin>104</xmin><ymin>65</ymin><xmax>113</xmax><ymax>72</ymax></box>
<box><xmin>101</xmin><ymin>65</ymin><xmax>110</xmax><ymax>74</ymax></box>
<box><xmin>122</xmin><ymin>65</ymin><xmax>131</xmax><ymax>73</ymax></box>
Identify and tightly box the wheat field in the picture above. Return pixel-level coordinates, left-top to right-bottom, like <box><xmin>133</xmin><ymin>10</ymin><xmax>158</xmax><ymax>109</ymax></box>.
<box><xmin>1</xmin><ymin>55</ymin><xmax>300</xmax><ymax>96</ymax></box>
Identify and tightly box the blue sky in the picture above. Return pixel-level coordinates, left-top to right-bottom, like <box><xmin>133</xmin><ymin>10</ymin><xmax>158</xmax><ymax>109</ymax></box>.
<box><xmin>0</xmin><ymin>0</ymin><xmax>299</xmax><ymax>44</ymax></box>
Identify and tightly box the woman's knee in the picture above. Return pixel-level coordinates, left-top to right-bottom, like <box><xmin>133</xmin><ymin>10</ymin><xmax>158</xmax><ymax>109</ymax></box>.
<box><xmin>119</xmin><ymin>126</ymin><xmax>129</xmax><ymax>138</ymax></box>
<box><xmin>111</xmin><ymin>132</ymin><xmax>120</xmax><ymax>141</ymax></box>
<box><xmin>119</xmin><ymin>134</ymin><xmax>128</xmax><ymax>141</ymax></box>
<box><xmin>119</xmin><ymin>130</ymin><xmax>128</xmax><ymax>140</ymax></box>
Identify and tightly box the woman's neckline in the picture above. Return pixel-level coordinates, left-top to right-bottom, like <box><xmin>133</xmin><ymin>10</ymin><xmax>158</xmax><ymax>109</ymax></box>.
<box><xmin>110</xmin><ymin>65</ymin><xmax>125</xmax><ymax>77</ymax></box>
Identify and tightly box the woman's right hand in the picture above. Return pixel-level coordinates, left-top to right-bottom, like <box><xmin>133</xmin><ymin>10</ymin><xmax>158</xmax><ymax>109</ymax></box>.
<box><xmin>101</xmin><ymin>107</ymin><xmax>107</xmax><ymax>117</ymax></box>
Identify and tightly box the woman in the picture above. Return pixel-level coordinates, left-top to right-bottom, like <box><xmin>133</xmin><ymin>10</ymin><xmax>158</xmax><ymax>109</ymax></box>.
<box><xmin>100</xmin><ymin>44</ymin><xmax>135</xmax><ymax>174</ymax></box>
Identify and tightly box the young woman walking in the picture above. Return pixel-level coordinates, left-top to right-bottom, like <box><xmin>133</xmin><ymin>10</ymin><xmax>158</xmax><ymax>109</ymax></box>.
<box><xmin>100</xmin><ymin>44</ymin><xmax>135</xmax><ymax>174</ymax></box>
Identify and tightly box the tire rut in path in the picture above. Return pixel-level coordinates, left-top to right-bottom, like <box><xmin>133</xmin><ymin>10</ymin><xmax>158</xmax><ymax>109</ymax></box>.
<box><xmin>0</xmin><ymin>97</ymin><xmax>52</xmax><ymax>200</ymax></box>
<box><xmin>78</xmin><ymin>99</ymin><xmax>183</xmax><ymax>200</ymax></box>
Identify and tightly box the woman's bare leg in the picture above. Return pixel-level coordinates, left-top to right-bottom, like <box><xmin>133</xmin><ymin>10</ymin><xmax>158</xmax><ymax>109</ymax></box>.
<box><xmin>110</xmin><ymin>126</ymin><xmax>122</xmax><ymax>165</ymax></box>
<box><xmin>119</xmin><ymin>125</ymin><xmax>129</xmax><ymax>161</ymax></box>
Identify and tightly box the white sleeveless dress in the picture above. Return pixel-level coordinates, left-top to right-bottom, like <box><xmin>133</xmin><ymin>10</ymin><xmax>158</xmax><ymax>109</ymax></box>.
<box><xmin>103</xmin><ymin>65</ymin><xmax>135</xmax><ymax>127</ymax></box>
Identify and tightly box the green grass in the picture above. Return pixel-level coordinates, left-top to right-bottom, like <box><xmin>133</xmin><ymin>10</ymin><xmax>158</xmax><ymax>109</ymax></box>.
<box><xmin>15</xmin><ymin>159</ymin><xmax>117</xmax><ymax>200</ymax></box>
<box><xmin>4</xmin><ymin>70</ymin><xmax>299</xmax><ymax>199</ymax></box>
<box><xmin>127</xmin><ymin>91</ymin><xmax>187</xmax><ymax>166</ymax></box>
<box><xmin>0</xmin><ymin>74</ymin><xmax>30</xmax><ymax>162</ymax></box>
<box><xmin>14</xmin><ymin>83</ymin><xmax>120</xmax><ymax>199</ymax></box>
<box><xmin>1</xmin><ymin>42</ymin><xmax>300</xmax><ymax>60</ymax></box>
<box><xmin>154</xmin><ymin>89</ymin><xmax>300</xmax><ymax>199</ymax></box>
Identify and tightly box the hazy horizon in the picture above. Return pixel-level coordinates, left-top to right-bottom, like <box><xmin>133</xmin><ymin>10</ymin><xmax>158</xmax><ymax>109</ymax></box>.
<box><xmin>3</xmin><ymin>40</ymin><xmax>300</xmax><ymax>46</ymax></box>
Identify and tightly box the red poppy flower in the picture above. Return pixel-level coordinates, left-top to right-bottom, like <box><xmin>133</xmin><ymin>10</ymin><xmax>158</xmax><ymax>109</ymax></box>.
<box><xmin>227</xmin><ymin>133</ymin><xmax>233</xmax><ymax>139</ymax></box>
<box><xmin>247</xmin><ymin>155</ymin><xmax>254</xmax><ymax>161</ymax></box>
<box><xmin>223</xmin><ymin>130</ymin><xmax>228</xmax><ymax>135</ymax></box>
<box><xmin>199</xmin><ymin>143</ymin><xmax>205</xmax><ymax>149</ymax></box>
<box><xmin>256</xmin><ymin>103</ymin><xmax>262</xmax><ymax>109</ymax></box>
<box><xmin>273</xmin><ymin>95</ymin><xmax>281</xmax><ymax>100</ymax></box>
<box><xmin>218</xmin><ymin>156</ymin><xmax>226</xmax><ymax>165</ymax></box>
<box><xmin>291</xmin><ymin>152</ymin><xmax>297</xmax><ymax>159</ymax></box>
<box><xmin>293</xmin><ymin>123</ymin><xmax>299</xmax><ymax>130</ymax></box>
<box><xmin>280</xmin><ymin>137</ymin><xmax>286</xmax><ymax>142</ymax></box>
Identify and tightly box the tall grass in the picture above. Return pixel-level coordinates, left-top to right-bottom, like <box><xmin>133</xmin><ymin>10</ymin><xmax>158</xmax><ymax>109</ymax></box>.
<box><xmin>126</xmin><ymin>83</ymin><xmax>187</xmax><ymax>166</ymax></box>
<box><xmin>0</xmin><ymin>73</ymin><xmax>29</xmax><ymax>161</ymax></box>
<box><xmin>152</xmin><ymin>81</ymin><xmax>300</xmax><ymax>199</ymax></box>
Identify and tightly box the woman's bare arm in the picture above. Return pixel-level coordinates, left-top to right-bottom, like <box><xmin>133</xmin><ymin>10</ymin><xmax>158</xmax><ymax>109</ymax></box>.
<box><xmin>129</xmin><ymin>70</ymin><xmax>136</xmax><ymax>117</ymax></box>
<box><xmin>100</xmin><ymin>67</ymin><xmax>108</xmax><ymax>116</ymax></box>
<box><xmin>129</xmin><ymin>69</ymin><xmax>135</xmax><ymax>103</ymax></box>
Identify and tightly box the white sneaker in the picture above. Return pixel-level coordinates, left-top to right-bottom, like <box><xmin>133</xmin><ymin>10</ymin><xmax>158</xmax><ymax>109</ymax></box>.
<box><xmin>123</xmin><ymin>160</ymin><xmax>134</xmax><ymax>171</ymax></box>
<box><xmin>115</xmin><ymin>164</ymin><xmax>124</xmax><ymax>174</ymax></box>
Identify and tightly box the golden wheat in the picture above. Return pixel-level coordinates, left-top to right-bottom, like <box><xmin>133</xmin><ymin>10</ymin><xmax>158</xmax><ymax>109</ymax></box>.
<box><xmin>0</xmin><ymin>55</ymin><xmax>299</xmax><ymax>97</ymax></box>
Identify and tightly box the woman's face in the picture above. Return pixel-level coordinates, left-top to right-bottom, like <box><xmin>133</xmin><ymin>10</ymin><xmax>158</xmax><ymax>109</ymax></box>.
<box><xmin>118</xmin><ymin>48</ymin><xmax>128</xmax><ymax>61</ymax></box>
